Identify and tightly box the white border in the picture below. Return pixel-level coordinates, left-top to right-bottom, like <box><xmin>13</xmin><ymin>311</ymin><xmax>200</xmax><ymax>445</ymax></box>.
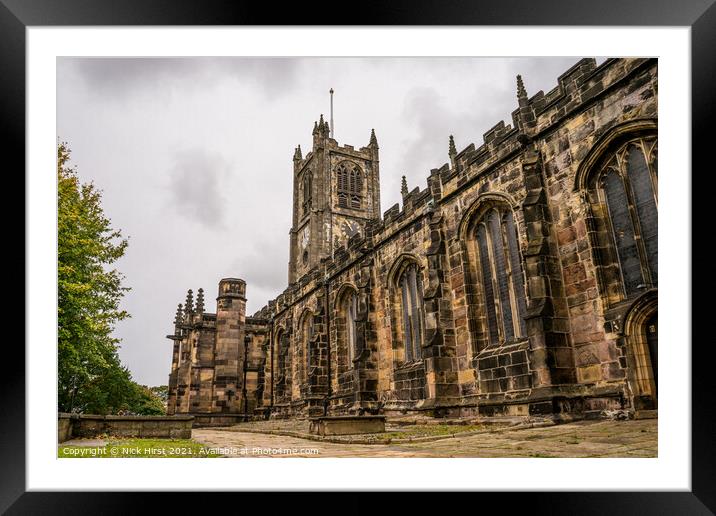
<box><xmin>28</xmin><ymin>27</ymin><xmax>690</xmax><ymax>491</ymax></box>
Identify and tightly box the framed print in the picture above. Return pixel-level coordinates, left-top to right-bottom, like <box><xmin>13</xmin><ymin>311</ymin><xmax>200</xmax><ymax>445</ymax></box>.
<box><xmin>5</xmin><ymin>0</ymin><xmax>712</xmax><ymax>512</ymax></box>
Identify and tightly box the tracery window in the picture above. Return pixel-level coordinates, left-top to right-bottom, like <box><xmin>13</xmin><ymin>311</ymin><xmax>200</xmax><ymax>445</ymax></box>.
<box><xmin>302</xmin><ymin>172</ymin><xmax>312</xmax><ymax>217</ymax></box>
<box><xmin>398</xmin><ymin>264</ymin><xmax>424</xmax><ymax>362</ymax></box>
<box><xmin>472</xmin><ymin>207</ymin><xmax>527</xmax><ymax>346</ymax></box>
<box><xmin>275</xmin><ymin>329</ymin><xmax>288</xmax><ymax>384</ymax></box>
<box><xmin>336</xmin><ymin>162</ymin><xmax>363</xmax><ymax>209</ymax></box>
<box><xmin>598</xmin><ymin>137</ymin><xmax>658</xmax><ymax>298</ymax></box>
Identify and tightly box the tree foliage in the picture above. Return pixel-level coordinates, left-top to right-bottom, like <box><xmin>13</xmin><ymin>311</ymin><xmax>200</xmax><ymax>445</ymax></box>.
<box><xmin>58</xmin><ymin>142</ymin><xmax>160</xmax><ymax>415</ymax></box>
<box><xmin>149</xmin><ymin>385</ymin><xmax>169</xmax><ymax>403</ymax></box>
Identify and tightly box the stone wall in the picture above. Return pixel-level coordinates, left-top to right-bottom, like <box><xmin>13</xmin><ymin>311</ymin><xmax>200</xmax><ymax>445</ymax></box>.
<box><xmin>58</xmin><ymin>414</ymin><xmax>194</xmax><ymax>442</ymax></box>
<box><xmin>58</xmin><ymin>414</ymin><xmax>73</xmax><ymax>442</ymax></box>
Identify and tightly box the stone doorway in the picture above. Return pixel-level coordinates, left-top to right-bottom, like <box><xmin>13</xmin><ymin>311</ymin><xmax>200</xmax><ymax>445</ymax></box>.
<box><xmin>623</xmin><ymin>292</ymin><xmax>658</xmax><ymax>410</ymax></box>
<box><xmin>645</xmin><ymin>313</ymin><xmax>658</xmax><ymax>396</ymax></box>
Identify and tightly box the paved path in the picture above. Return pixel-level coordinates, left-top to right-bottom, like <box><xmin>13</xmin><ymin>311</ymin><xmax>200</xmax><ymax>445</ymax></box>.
<box><xmin>193</xmin><ymin>418</ymin><xmax>657</xmax><ymax>458</ymax></box>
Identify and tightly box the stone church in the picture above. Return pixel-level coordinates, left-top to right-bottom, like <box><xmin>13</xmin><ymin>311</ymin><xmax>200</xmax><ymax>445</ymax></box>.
<box><xmin>165</xmin><ymin>57</ymin><xmax>658</xmax><ymax>425</ymax></box>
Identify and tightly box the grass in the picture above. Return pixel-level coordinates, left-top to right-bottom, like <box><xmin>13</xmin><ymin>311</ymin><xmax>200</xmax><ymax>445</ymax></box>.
<box><xmin>58</xmin><ymin>438</ymin><xmax>221</xmax><ymax>458</ymax></box>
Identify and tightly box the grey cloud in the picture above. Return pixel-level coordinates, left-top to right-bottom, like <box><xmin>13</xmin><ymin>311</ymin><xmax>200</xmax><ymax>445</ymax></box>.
<box><xmin>399</xmin><ymin>86</ymin><xmax>491</xmax><ymax>186</ymax></box>
<box><xmin>167</xmin><ymin>148</ymin><xmax>229</xmax><ymax>228</ymax></box>
<box><xmin>230</xmin><ymin>236</ymin><xmax>289</xmax><ymax>309</ymax></box>
<box><xmin>400</xmin><ymin>87</ymin><xmax>453</xmax><ymax>177</ymax></box>
<box><xmin>63</xmin><ymin>57</ymin><xmax>300</xmax><ymax>100</ymax></box>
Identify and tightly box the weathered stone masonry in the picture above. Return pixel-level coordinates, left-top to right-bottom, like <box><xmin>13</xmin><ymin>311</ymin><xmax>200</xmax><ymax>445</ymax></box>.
<box><xmin>165</xmin><ymin>58</ymin><xmax>658</xmax><ymax>424</ymax></box>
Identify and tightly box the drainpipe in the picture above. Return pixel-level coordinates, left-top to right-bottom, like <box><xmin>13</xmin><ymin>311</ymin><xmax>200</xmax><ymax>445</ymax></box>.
<box><xmin>243</xmin><ymin>335</ymin><xmax>249</xmax><ymax>419</ymax></box>
<box><xmin>269</xmin><ymin>324</ymin><xmax>274</xmax><ymax>410</ymax></box>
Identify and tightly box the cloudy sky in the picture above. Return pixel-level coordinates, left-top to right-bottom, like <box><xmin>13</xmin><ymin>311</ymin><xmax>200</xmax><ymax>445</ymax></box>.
<box><xmin>57</xmin><ymin>56</ymin><xmax>597</xmax><ymax>386</ymax></box>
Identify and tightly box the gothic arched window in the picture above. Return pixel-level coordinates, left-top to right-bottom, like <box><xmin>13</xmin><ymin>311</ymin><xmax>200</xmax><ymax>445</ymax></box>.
<box><xmin>470</xmin><ymin>207</ymin><xmax>527</xmax><ymax>347</ymax></box>
<box><xmin>301</xmin><ymin>312</ymin><xmax>314</xmax><ymax>381</ymax></box>
<box><xmin>345</xmin><ymin>292</ymin><xmax>358</xmax><ymax>362</ymax></box>
<box><xmin>597</xmin><ymin>137</ymin><xmax>658</xmax><ymax>298</ymax></box>
<box><xmin>397</xmin><ymin>264</ymin><xmax>424</xmax><ymax>362</ymax></box>
<box><xmin>302</xmin><ymin>172</ymin><xmax>312</xmax><ymax>217</ymax></box>
<box><xmin>274</xmin><ymin>329</ymin><xmax>288</xmax><ymax>397</ymax></box>
<box><xmin>336</xmin><ymin>162</ymin><xmax>363</xmax><ymax>209</ymax></box>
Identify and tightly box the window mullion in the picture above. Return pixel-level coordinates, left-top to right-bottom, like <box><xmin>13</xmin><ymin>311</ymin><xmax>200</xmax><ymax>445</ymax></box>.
<box><xmin>409</xmin><ymin>269</ymin><xmax>422</xmax><ymax>359</ymax></box>
<box><xmin>485</xmin><ymin>214</ymin><xmax>505</xmax><ymax>344</ymax></box>
<box><xmin>500</xmin><ymin>215</ymin><xmax>520</xmax><ymax>339</ymax></box>
<box><xmin>599</xmin><ymin>168</ymin><xmax>628</xmax><ymax>298</ymax></box>
<box><xmin>401</xmin><ymin>275</ymin><xmax>413</xmax><ymax>362</ymax></box>
<box><xmin>477</xmin><ymin>223</ymin><xmax>499</xmax><ymax>346</ymax></box>
<box><xmin>619</xmin><ymin>146</ymin><xmax>652</xmax><ymax>288</ymax></box>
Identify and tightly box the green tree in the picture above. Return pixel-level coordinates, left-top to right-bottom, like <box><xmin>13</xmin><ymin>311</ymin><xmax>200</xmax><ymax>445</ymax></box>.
<box><xmin>149</xmin><ymin>385</ymin><xmax>169</xmax><ymax>404</ymax></box>
<box><xmin>57</xmin><ymin>141</ymin><xmax>131</xmax><ymax>413</ymax></box>
<box><xmin>129</xmin><ymin>385</ymin><xmax>167</xmax><ymax>416</ymax></box>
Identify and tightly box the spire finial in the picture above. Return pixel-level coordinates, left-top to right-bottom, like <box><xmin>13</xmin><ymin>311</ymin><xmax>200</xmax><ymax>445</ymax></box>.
<box><xmin>174</xmin><ymin>303</ymin><xmax>183</xmax><ymax>325</ymax></box>
<box><xmin>196</xmin><ymin>288</ymin><xmax>205</xmax><ymax>314</ymax></box>
<box><xmin>184</xmin><ymin>289</ymin><xmax>194</xmax><ymax>315</ymax></box>
<box><xmin>449</xmin><ymin>135</ymin><xmax>457</xmax><ymax>157</ymax></box>
<box><xmin>401</xmin><ymin>175</ymin><xmax>409</xmax><ymax>197</ymax></box>
<box><xmin>294</xmin><ymin>144</ymin><xmax>302</xmax><ymax>161</ymax></box>
<box><xmin>312</xmin><ymin>121</ymin><xmax>318</xmax><ymax>135</ymax></box>
<box><xmin>329</xmin><ymin>88</ymin><xmax>334</xmax><ymax>139</ymax></box>
<box><xmin>369</xmin><ymin>128</ymin><xmax>378</xmax><ymax>148</ymax></box>
<box><xmin>517</xmin><ymin>74</ymin><xmax>527</xmax><ymax>102</ymax></box>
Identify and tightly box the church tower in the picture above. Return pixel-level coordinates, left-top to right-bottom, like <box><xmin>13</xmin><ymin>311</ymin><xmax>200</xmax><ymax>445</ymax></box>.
<box><xmin>288</xmin><ymin>115</ymin><xmax>381</xmax><ymax>283</ymax></box>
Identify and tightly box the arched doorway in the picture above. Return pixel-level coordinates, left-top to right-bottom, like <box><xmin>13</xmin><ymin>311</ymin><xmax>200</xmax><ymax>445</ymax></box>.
<box><xmin>623</xmin><ymin>293</ymin><xmax>658</xmax><ymax>410</ymax></box>
<box><xmin>645</xmin><ymin>313</ymin><xmax>658</xmax><ymax>395</ymax></box>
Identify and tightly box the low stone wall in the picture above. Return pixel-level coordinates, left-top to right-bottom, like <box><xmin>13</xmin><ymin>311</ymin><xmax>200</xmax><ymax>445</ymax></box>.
<box><xmin>58</xmin><ymin>413</ymin><xmax>194</xmax><ymax>442</ymax></box>
<box><xmin>58</xmin><ymin>414</ymin><xmax>73</xmax><ymax>443</ymax></box>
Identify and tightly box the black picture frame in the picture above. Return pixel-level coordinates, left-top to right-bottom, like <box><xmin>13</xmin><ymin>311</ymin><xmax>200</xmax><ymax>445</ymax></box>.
<box><xmin>4</xmin><ymin>0</ymin><xmax>711</xmax><ymax>513</ymax></box>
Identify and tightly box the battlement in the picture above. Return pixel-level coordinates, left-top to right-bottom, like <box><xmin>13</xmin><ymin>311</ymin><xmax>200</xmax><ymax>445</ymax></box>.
<box><xmin>294</xmin><ymin>138</ymin><xmax>375</xmax><ymax>174</ymax></box>
<box><xmin>412</xmin><ymin>58</ymin><xmax>653</xmax><ymax>203</ymax></box>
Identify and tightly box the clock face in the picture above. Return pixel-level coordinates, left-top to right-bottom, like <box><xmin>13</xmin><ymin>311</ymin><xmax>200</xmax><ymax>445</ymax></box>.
<box><xmin>342</xmin><ymin>221</ymin><xmax>360</xmax><ymax>239</ymax></box>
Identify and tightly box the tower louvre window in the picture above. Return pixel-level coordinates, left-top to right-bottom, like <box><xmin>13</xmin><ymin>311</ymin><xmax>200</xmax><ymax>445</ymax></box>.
<box><xmin>336</xmin><ymin>162</ymin><xmax>363</xmax><ymax>209</ymax></box>
<box><xmin>302</xmin><ymin>172</ymin><xmax>312</xmax><ymax>217</ymax></box>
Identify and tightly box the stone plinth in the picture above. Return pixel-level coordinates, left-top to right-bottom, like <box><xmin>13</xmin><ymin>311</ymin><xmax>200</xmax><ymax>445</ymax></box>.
<box><xmin>309</xmin><ymin>415</ymin><xmax>386</xmax><ymax>436</ymax></box>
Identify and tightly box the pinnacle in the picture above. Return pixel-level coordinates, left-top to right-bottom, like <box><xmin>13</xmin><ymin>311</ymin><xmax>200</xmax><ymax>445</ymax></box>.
<box><xmin>517</xmin><ymin>74</ymin><xmax>527</xmax><ymax>100</ymax></box>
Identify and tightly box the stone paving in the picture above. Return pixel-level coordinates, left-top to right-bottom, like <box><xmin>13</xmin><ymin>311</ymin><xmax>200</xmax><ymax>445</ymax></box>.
<box><xmin>192</xmin><ymin>418</ymin><xmax>658</xmax><ymax>458</ymax></box>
